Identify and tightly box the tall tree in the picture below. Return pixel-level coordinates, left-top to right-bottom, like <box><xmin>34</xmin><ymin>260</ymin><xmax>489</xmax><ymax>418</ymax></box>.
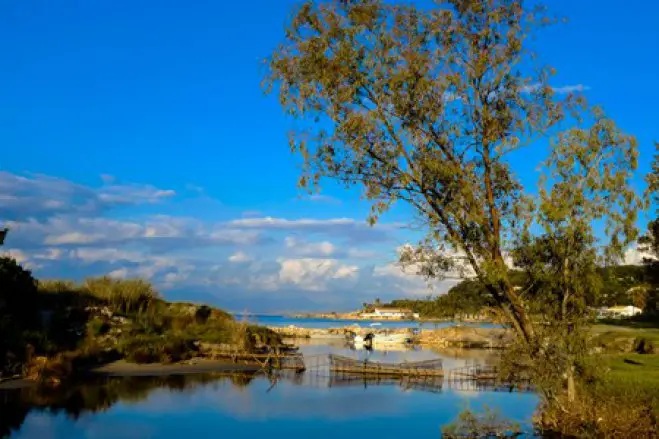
<box><xmin>639</xmin><ymin>142</ymin><xmax>659</xmax><ymax>315</ymax></box>
<box><xmin>512</xmin><ymin>113</ymin><xmax>640</xmax><ymax>400</ymax></box>
<box><xmin>267</xmin><ymin>0</ymin><xmax>639</xmax><ymax>397</ymax></box>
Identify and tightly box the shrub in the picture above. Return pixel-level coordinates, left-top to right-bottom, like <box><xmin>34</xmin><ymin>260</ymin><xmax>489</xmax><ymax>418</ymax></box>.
<box><xmin>118</xmin><ymin>335</ymin><xmax>198</xmax><ymax>364</ymax></box>
<box><xmin>0</xmin><ymin>257</ymin><xmax>39</xmax><ymax>326</ymax></box>
<box><xmin>38</xmin><ymin>279</ymin><xmax>100</xmax><ymax>310</ymax></box>
<box><xmin>633</xmin><ymin>337</ymin><xmax>655</xmax><ymax>354</ymax></box>
<box><xmin>87</xmin><ymin>317</ymin><xmax>111</xmax><ymax>337</ymax></box>
<box><xmin>442</xmin><ymin>407</ymin><xmax>522</xmax><ymax>438</ymax></box>
<box><xmin>84</xmin><ymin>277</ymin><xmax>160</xmax><ymax>315</ymax></box>
<box><xmin>538</xmin><ymin>381</ymin><xmax>658</xmax><ymax>437</ymax></box>
<box><xmin>195</xmin><ymin>305</ymin><xmax>212</xmax><ymax>324</ymax></box>
<box><xmin>0</xmin><ymin>257</ymin><xmax>40</xmax><ymax>378</ymax></box>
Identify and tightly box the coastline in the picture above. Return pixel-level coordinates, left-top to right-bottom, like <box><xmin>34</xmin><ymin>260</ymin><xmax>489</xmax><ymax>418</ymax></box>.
<box><xmin>269</xmin><ymin>324</ymin><xmax>512</xmax><ymax>349</ymax></box>
<box><xmin>90</xmin><ymin>359</ymin><xmax>261</xmax><ymax>377</ymax></box>
<box><xmin>290</xmin><ymin>312</ymin><xmax>492</xmax><ymax>324</ymax></box>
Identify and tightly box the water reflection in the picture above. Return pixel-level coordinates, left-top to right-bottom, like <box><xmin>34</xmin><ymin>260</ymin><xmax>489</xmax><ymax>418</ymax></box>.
<box><xmin>1</xmin><ymin>342</ymin><xmax>538</xmax><ymax>439</ymax></box>
<box><xmin>0</xmin><ymin>373</ymin><xmax>256</xmax><ymax>438</ymax></box>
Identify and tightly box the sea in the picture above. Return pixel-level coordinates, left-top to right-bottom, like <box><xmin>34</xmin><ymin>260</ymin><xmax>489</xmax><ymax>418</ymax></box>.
<box><xmin>236</xmin><ymin>313</ymin><xmax>501</xmax><ymax>330</ymax></box>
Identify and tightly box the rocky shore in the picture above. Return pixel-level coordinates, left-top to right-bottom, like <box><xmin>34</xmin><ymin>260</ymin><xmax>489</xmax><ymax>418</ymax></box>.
<box><xmin>269</xmin><ymin>325</ymin><xmax>512</xmax><ymax>348</ymax></box>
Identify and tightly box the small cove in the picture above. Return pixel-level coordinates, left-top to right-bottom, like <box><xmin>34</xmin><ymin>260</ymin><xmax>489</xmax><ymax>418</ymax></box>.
<box><xmin>2</xmin><ymin>329</ymin><xmax>539</xmax><ymax>439</ymax></box>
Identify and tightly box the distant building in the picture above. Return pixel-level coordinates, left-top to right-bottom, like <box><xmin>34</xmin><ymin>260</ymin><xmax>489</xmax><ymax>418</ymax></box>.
<box><xmin>599</xmin><ymin>305</ymin><xmax>643</xmax><ymax>319</ymax></box>
<box><xmin>360</xmin><ymin>308</ymin><xmax>418</xmax><ymax>320</ymax></box>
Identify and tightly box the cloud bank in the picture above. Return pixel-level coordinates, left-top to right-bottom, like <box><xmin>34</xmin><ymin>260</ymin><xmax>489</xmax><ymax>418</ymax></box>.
<box><xmin>0</xmin><ymin>171</ymin><xmax>453</xmax><ymax>311</ymax></box>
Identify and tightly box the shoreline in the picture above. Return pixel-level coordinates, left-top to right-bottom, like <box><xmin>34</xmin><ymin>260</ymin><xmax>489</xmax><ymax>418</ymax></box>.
<box><xmin>290</xmin><ymin>314</ymin><xmax>492</xmax><ymax>324</ymax></box>
<box><xmin>269</xmin><ymin>325</ymin><xmax>512</xmax><ymax>349</ymax></box>
<box><xmin>0</xmin><ymin>359</ymin><xmax>263</xmax><ymax>388</ymax></box>
<box><xmin>89</xmin><ymin>359</ymin><xmax>262</xmax><ymax>377</ymax></box>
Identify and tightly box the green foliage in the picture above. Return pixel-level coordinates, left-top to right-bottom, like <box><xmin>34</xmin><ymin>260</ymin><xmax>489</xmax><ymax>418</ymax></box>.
<box><xmin>0</xmin><ymin>257</ymin><xmax>39</xmax><ymax>326</ymax></box>
<box><xmin>37</xmin><ymin>279</ymin><xmax>101</xmax><ymax>310</ymax></box>
<box><xmin>632</xmin><ymin>337</ymin><xmax>655</xmax><ymax>354</ymax></box>
<box><xmin>598</xmin><ymin>265</ymin><xmax>649</xmax><ymax>307</ymax></box>
<box><xmin>266</xmin><ymin>0</ymin><xmax>579</xmax><ymax>346</ymax></box>
<box><xmin>268</xmin><ymin>0</ymin><xmax>640</xmax><ymax>354</ymax></box>
<box><xmin>118</xmin><ymin>334</ymin><xmax>198</xmax><ymax>364</ymax></box>
<box><xmin>1</xmin><ymin>262</ymin><xmax>277</xmax><ymax>379</ymax></box>
<box><xmin>268</xmin><ymin>3</ymin><xmax>646</xmax><ymax>434</ymax></box>
<box><xmin>380</xmin><ymin>278</ymin><xmax>494</xmax><ymax>319</ymax></box>
<box><xmin>0</xmin><ymin>257</ymin><xmax>40</xmax><ymax>378</ymax></box>
<box><xmin>539</xmin><ymin>353</ymin><xmax>659</xmax><ymax>437</ymax></box>
<box><xmin>638</xmin><ymin>218</ymin><xmax>659</xmax><ymax>316</ymax></box>
<box><xmin>380</xmin><ymin>272</ymin><xmax>531</xmax><ymax>319</ymax></box>
<box><xmin>84</xmin><ymin>277</ymin><xmax>159</xmax><ymax>315</ymax></box>
<box><xmin>87</xmin><ymin>317</ymin><xmax>111</xmax><ymax>337</ymax></box>
<box><xmin>442</xmin><ymin>407</ymin><xmax>522</xmax><ymax>438</ymax></box>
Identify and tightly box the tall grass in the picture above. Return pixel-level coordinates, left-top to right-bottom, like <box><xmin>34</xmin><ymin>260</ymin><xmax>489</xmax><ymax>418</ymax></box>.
<box><xmin>84</xmin><ymin>277</ymin><xmax>159</xmax><ymax>314</ymax></box>
<box><xmin>38</xmin><ymin>277</ymin><xmax>160</xmax><ymax>315</ymax></box>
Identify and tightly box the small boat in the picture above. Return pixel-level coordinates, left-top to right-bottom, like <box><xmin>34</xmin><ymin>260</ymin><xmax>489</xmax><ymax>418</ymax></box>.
<box><xmin>371</xmin><ymin>333</ymin><xmax>411</xmax><ymax>345</ymax></box>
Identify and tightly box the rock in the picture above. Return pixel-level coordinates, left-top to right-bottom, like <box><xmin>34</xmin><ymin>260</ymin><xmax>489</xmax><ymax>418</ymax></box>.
<box><xmin>419</xmin><ymin>326</ymin><xmax>511</xmax><ymax>349</ymax></box>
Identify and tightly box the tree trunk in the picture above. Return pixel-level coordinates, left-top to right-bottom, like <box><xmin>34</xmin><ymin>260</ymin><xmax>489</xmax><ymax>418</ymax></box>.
<box><xmin>566</xmin><ymin>362</ymin><xmax>576</xmax><ymax>402</ymax></box>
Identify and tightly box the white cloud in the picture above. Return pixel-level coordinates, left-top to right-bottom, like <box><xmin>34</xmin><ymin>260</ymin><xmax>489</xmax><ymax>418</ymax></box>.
<box><xmin>1</xmin><ymin>248</ymin><xmax>29</xmax><ymax>264</ymax></box>
<box><xmin>0</xmin><ymin>170</ymin><xmax>424</xmax><ymax>310</ymax></box>
<box><xmin>346</xmin><ymin>248</ymin><xmax>378</xmax><ymax>259</ymax></box>
<box><xmin>373</xmin><ymin>261</ymin><xmax>459</xmax><ymax>297</ymax></box>
<box><xmin>298</xmin><ymin>194</ymin><xmax>342</xmax><ymax>204</ymax></box>
<box><xmin>0</xmin><ymin>171</ymin><xmax>175</xmax><ymax>220</ymax></box>
<box><xmin>624</xmin><ymin>246</ymin><xmax>655</xmax><ymax>265</ymax></box>
<box><xmin>277</xmin><ymin>258</ymin><xmax>359</xmax><ymax>291</ymax></box>
<box><xmin>108</xmin><ymin>268</ymin><xmax>129</xmax><ymax>279</ymax></box>
<box><xmin>551</xmin><ymin>84</ymin><xmax>591</xmax><ymax>94</ymax></box>
<box><xmin>284</xmin><ymin>236</ymin><xmax>336</xmax><ymax>257</ymax></box>
<box><xmin>228</xmin><ymin>216</ymin><xmax>397</xmax><ymax>245</ymax></box>
<box><xmin>72</xmin><ymin>248</ymin><xmax>144</xmax><ymax>264</ymax></box>
<box><xmin>45</xmin><ymin>231</ymin><xmax>107</xmax><ymax>245</ymax></box>
<box><xmin>228</xmin><ymin>251</ymin><xmax>253</xmax><ymax>263</ymax></box>
<box><xmin>230</xmin><ymin>217</ymin><xmax>356</xmax><ymax>229</ymax></box>
<box><xmin>521</xmin><ymin>83</ymin><xmax>591</xmax><ymax>95</ymax></box>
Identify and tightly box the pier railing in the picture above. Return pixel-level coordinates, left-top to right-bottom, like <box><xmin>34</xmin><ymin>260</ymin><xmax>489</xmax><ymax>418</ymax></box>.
<box><xmin>209</xmin><ymin>348</ymin><xmax>306</xmax><ymax>372</ymax></box>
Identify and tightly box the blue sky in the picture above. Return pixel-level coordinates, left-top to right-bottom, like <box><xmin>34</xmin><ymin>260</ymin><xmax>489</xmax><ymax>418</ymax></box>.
<box><xmin>0</xmin><ymin>0</ymin><xmax>657</xmax><ymax>311</ymax></box>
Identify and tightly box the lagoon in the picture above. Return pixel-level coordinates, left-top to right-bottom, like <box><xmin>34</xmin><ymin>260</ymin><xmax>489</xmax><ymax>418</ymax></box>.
<box><xmin>2</xmin><ymin>339</ymin><xmax>538</xmax><ymax>439</ymax></box>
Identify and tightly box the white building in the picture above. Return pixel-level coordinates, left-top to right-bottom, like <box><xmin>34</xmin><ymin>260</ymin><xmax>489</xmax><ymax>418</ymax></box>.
<box><xmin>602</xmin><ymin>305</ymin><xmax>643</xmax><ymax>318</ymax></box>
<box><xmin>360</xmin><ymin>308</ymin><xmax>418</xmax><ymax>320</ymax></box>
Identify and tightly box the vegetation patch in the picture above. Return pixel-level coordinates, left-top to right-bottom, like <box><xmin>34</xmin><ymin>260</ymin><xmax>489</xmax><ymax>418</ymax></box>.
<box><xmin>0</xmin><ymin>258</ymin><xmax>280</xmax><ymax>383</ymax></box>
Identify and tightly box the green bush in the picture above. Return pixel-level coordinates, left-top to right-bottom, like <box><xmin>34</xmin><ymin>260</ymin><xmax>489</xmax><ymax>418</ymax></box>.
<box><xmin>0</xmin><ymin>257</ymin><xmax>39</xmax><ymax>326</ymax></box>
<box><xmin>0</xmin><ymin>257</ymin><xmax>40</xmax><ymax>377</ymax></box>
<box><xmin>633</xmin><ymin>337</ymin><xmax>655</xmax><ymax>354</ymax></box>
<box><xmin>84</xmin><ymin>277</ymin><xmax>160</xmax><ymax>315</ymax></box>
<box><xmin>118</xmin><ymin>335</ymin><xmax>198</xmax><ymax>364</ymax></box>
<box><xmin>38</xmin><ymin>279</ymin><xmax>100</xmax><ymax>310</ymax></box>
<box><xmin>87</xmin><ymin>318</ymin><xmax>111</xmax><ymax>337</ymax></box>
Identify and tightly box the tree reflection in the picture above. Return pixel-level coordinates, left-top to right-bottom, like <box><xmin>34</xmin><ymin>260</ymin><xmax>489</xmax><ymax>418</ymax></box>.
<box><xmin>0</xmin><ymin>372</ymin><xmax>260</xmax><ymax>438</ymax></box>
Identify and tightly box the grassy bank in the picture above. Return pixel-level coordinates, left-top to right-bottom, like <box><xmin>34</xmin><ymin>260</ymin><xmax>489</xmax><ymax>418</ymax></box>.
<box><xmin>1</xmin><ymin>257</ymin><xmax>280</xmax><ymax>385</ymax></box>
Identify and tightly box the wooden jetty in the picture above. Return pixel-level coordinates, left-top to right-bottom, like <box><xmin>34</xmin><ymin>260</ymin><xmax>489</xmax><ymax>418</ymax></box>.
<box><xmin>328</xmin><ymin>354</ymin><xmax>443</xmax><ymax>377</ymax></box>
<box><xmin>210</xmin><ymin>348</ymin><xmax>305</xmax><ymax>372</ymax></box>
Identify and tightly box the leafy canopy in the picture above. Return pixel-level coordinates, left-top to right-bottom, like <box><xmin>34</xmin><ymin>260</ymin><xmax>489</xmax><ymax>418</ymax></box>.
<box><xmin>267</xmin><ymin>0</ymin><xmax>640</xmax><ymax>346</ymax></box>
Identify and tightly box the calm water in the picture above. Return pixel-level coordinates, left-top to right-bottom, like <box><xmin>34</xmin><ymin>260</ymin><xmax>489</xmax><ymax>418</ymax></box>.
<box><xmin>1</xmin><ymin>340</ymin><xmax>538</xmax><ymax>439</ymax></box>
<box><xmin>237</xmin><ymin>314</ymin><xmax>500</xmax><ymax>330</ymax></box>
